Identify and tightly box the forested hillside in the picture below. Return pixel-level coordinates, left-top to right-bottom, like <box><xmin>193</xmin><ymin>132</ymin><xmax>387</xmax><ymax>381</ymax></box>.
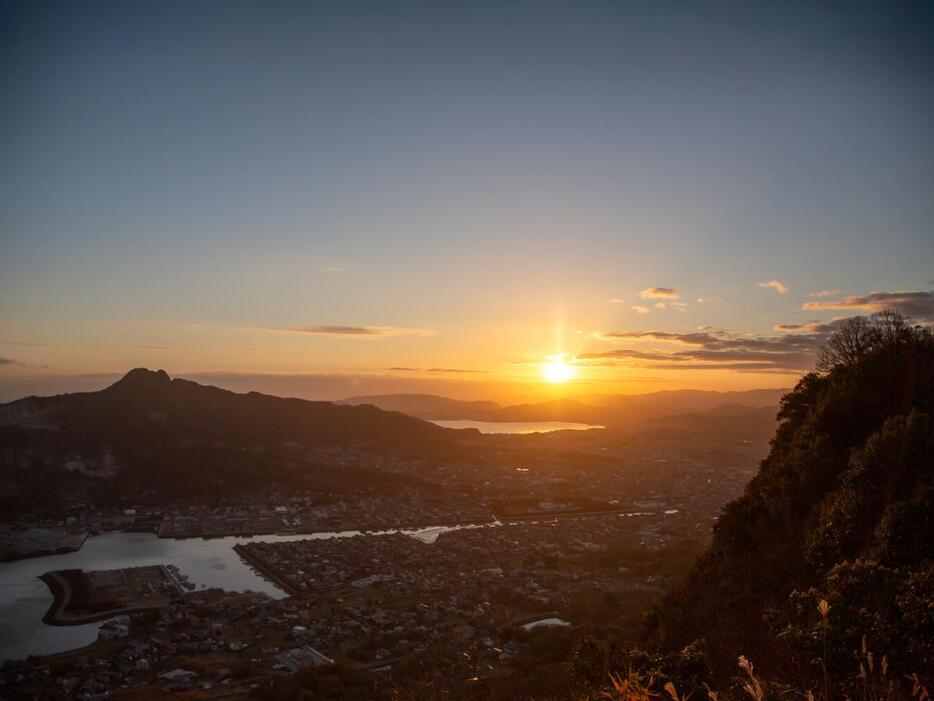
<box><xmin>578</xmin><ymin>313</ymin><xmax>932</xmax><ymax>699</ymax></box>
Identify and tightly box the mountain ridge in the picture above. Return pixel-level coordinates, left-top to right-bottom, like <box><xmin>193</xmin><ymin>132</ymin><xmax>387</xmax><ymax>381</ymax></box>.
<box><xmin>337</xmin><ymin>388</ymin><xmax>787</xmax><ymax>427</ymax></box>
<box><xmin>0</xmin><ymin>369</ymin><xmax>463</xmax><ymax>511</ymax></box>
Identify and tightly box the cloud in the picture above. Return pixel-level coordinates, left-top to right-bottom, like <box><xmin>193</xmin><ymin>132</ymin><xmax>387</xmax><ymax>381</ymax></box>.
<box><xmin>802</xmin><ymin>291</ymin><xmax>934</xmax><ymax>322</ymax></box>
<box><xmin>630</xmin><ymin>299</ymin><xmax>688</xmax><ymax>312</ymax></box>
<box><xmin>137</xmin><ymin>344</ymin><xmax>171</xmax><ymax>350</ymax></box>
<box><xmin>640</xmin><ymin>287</ymin><xmax>681</xmax><ymax>299</ymax></box>
<box><xmin>806</xmin><ymin>289</ymin><xmax>841</xmax><ymax>298</ymax></box>
<box><xmin>274</xmin><ymin>325</ymin><xmax>436</xmax><ymax>337</ymax></box>
<box><xmin>598</xmin><ymin>330</ymin><xmax>728</xmax><ymax>345</ymax></box>
<box><xmin>609</xmin><ymin>298</ymin><xmax>626</xmax><ymax>304</ymax></box>
<box><xmin>758</xmin><ymin>280</ymin><xmax>789</xmax><ymax>294</ymax></box>
<box><xmin>579</xmin><ymin>324</ymin><xmax>839</xmax><ymax>373</ymax></box>
<box><xmin>387</xmin><ymin>366</ymin><xmax>481</xmax><ymax>374</ymax></box>
<box><xmin>0</xmin><ymin>357</ymin><xmax>48</xmax><ymax>369</ymax></box>
<box><xmin>574</xmin><ymin>348</ymin><xmax>677</xmax><ymax>362</ymax></box>
<box><xmin>286</xmin><ymin>325</ymin><xmax>380</xmax><ymax>336</ymax></box>
<box><xmin>773</xmin><ymin>321</ymin><xmax>837</xmax><ymax>334</ymax></box>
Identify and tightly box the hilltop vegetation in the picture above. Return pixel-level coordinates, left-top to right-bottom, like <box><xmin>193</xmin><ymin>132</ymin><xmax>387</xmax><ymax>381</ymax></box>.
<box><xmin>575</xmin><ymin>313</ymin><xmax>933</xmax><ymax>699</ymax></box>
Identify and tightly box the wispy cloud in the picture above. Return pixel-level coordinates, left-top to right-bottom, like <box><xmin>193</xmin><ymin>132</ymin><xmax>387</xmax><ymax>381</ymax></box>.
<box><xmin>802</xmin><ymin>290</ymin><xmax>934</xmax><ymax>322</ymax></box>
<box><xmin>137</xmin><ymin>344</ymin><xmax>171</xmax><ymax>350</ymax></box>
<box><xmin>609</xmin><ymin>298</ymin><xmax>626</xmax><ymax>304</ymax></box>
<box><xmin>387</xmin><ymin>367</ymin><xmax>481</xmax><ymax>374</ymax></box>
<box><xmin>0</xmin><ymin>357</ymin><xmax>48</xmax><ymax>369</ymax></box>
<box><xmin>806</xmin><ymin>289</ymin><xmax>841</xmax><ymax>298</ymax></box>
<box><xmin>274</xmin><ymin>325</ymin><xmax>437</xmax><ymax>337</ymax></box>
<box><xmin>631</xmin><ymin>305</ymin><xmax>650</xmax><ymax>315</ymax></box>
<box><xmin>578</xmin><ymin>324</ymin><xmax>840</xmax><ymax>373</ymax></box>
<box><xmin>640</xmin><ymin>287</ymin><xmax>681</xmax><ymax>299</ymax></box>
<box><xmin>773</xmin><ymin>321</ymin><xmax>837</xmax><ymax>333</ymax></box>
<box><xmin>758</xmin><ymin>280</ymin><xmax>789</xmax><ymax>294</ymax></box>
<box><xmin>596</xmin><ymin>330</ymin><xmax>736</xmax><ymax>345</ymax></box>
<box><xmin>648</xmin><ymin>301</ymin><xmax>688</xmax><ymax>312</ymax></box>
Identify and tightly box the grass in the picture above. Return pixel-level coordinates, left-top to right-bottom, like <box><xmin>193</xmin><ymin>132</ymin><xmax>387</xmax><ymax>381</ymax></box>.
<box><xmin>597</xmin><ymin>602</ymin><xmax>930</xmax><ymax>701</ymax></box>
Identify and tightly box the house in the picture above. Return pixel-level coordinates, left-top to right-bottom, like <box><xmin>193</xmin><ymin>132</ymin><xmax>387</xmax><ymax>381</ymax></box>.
<box><xmin>158</xmin><ymin>669</ymin><xmax>198</xmax><ymax>690</ymax></box>
<box><xmin>275</xmin><ymin>646</ymin><xmax>333</xmax><ymax>673</ymax></box>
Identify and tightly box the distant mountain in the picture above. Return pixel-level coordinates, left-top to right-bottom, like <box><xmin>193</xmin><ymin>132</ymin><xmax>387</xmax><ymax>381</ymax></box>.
<box><xmin>0</xmin><ymin>368</ymin><xmax>454</xmax><ymax>448</ymax></box>
<box><xmin>337</xmin><ymin>389</ymin><xmax>787</xmax><ymax>428</ymax></box>
<box><xmin>337</xmin><ymin>394</ymin><xmax>606</xmax><ymax>425</ymax></box>
<box><xmin>336</xmin><ymin>393</ymin><xmax>502</xmax><ymax>420</ymax></box>
<box><xmin>634</xmin><ymin>404</ymin><xmax>778</xmax><ymax>442</ymax></box>
<box><xmin>0</xmin><ymin>369</ymin><xmax>460</xmax><ymax>509</ymax></box>
<box><xmin>491</xmin><ymin>398</ymin><xmax>603</xmax><ymax>423</ymax></box>
<box><xmin>586</xmin><ymin>387</ymin><xmax>787</xmax><ymax>410</ymax></box>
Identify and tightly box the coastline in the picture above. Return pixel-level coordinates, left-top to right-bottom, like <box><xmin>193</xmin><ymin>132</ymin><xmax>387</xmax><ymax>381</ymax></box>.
<box><xmin>0</xmin><ymin>531</ymin><xmax>89</xmax><ymax>564</ymax></box>
<box><xmin>38</xmin><ymin>569</ymin><xmax>175</xmax><ymax>627</ymax></box>
<box><xmin>233</xmin><ymin>543</ymin><xmax>302</xmax><ymax>597</ymax></box>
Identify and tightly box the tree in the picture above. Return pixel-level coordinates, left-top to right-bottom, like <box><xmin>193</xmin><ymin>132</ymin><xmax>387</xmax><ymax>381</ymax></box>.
<box><xmin>872</xmin><ymin>309</ymin><xmax>911</xmax><ymax>341</ymax></box>
<box><xmin>816</xmin><ymin>316</ymin><xmax>880</xmax><ymax>372</ymax></box>
<box><xmin>815</xmin><ymin>311</ymin><xmax>920</xmax><ymax>373</ymax></box>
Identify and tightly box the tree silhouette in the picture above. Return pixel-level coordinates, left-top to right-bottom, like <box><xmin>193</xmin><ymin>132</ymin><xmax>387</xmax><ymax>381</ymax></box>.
<box><xmin>815</xmin><ymin>310</ymin><xmax>917</xmax><ymax>372</ymax></box>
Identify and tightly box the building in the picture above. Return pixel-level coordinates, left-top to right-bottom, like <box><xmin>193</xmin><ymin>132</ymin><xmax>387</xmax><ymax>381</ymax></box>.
<box><xmin>275</xmin><ymin>646</ymin><xmax>334</xmax><ymax>673</ymax></box>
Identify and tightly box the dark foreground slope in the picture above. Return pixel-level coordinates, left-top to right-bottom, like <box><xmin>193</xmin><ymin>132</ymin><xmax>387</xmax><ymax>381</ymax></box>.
<box><xmin>635</xmin><ymin>318</ymin><xmax>933</xmax><ymax>695</ymax></box>
<box><xmin>0</xmin><ymin>369</ymin><xmax>459</xmax><ymax>510</ymax></box>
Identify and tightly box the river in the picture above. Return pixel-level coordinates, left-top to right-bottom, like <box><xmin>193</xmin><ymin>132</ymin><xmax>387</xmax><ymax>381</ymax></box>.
<box><xmin>0</xmin><ymin>523</ymin><xmax>486</xmax><ymax>661</ymax></box>
<box><xmin>0</xmin><ymin>510</ymin><xmax>673</xmax><ymax>661</ymax></box>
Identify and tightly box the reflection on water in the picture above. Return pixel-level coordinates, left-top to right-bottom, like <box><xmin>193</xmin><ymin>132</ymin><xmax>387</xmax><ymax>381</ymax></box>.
<box><xmin>432</xmin><ymin>420</ymin><xmax>604</xmax><ymax>434</ymax></box>
<box><xmin>0</xmin><ymin>510</ymin><xmax>671</xmax><ymax>660</ymax></box>
<box><xmin>0</xmin><ymin>531</ymin><xmax>290</xmax><ymax>661</ymax></box>
<box><xmin>0</xmin><ymin>524</ymin><xmax>486</xmax><ymax>661</ymax></box>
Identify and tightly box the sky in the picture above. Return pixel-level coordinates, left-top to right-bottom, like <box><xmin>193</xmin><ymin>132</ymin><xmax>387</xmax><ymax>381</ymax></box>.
<box><xmin>1</xmin><ymin>0</ymin><xmax>933</xmax><ymax>402</ymax></box>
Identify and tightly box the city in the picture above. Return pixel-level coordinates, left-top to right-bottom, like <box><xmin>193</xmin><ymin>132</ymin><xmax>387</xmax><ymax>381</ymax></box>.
<box><xmin>0</xmin><ymin>425</ymin><xmax>764</xmax><ymax>698</ymax></box>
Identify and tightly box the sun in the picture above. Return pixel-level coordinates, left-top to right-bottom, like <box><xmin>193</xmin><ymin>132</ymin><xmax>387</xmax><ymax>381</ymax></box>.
<box><xmin>541</xmin><ymin>359</ymin><xmax>576</xmax><ymax>384</ymax></box>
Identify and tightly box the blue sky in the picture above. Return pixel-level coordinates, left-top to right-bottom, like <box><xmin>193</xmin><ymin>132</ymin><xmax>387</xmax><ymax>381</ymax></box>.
<box><xmin>1</xmin><ymin>1</ymin><xmax>932</xmax><ymax>399</ymax></box>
